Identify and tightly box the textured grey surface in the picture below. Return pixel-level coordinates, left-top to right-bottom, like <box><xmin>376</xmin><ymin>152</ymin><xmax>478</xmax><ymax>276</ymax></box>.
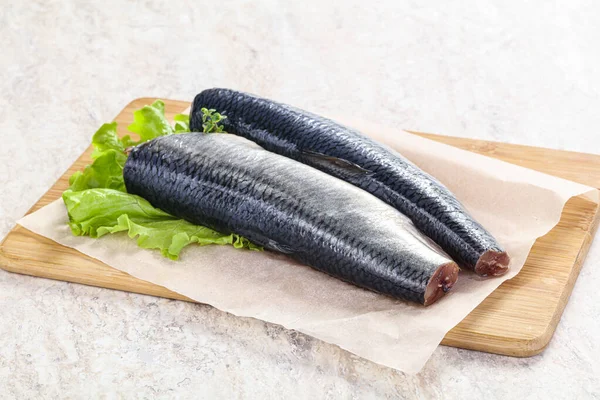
<box><xmin>0</xmin><ymin>0</ymin><xmax>599</xmax><ymax>398</ymax></box>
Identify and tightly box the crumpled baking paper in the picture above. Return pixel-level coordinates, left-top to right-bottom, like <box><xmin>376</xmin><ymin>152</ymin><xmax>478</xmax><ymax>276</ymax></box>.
<box><xmin>18</xmin><ymin>120</ymin><xmax>599</xmax><ymax>373</ymax></box>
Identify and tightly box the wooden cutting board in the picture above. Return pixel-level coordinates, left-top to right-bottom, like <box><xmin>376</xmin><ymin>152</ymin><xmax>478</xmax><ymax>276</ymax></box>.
<box><xmin>1</xmin><ymin>98</ymin><xmax>599</xmax><ymax>358</ymax></box>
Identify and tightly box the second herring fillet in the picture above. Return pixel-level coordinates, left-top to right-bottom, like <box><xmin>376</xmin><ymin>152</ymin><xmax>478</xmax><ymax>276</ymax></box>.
<box><xmin>123</xmin><ymin>133</ymin><xmax>459</xmax><ymax>305</ymax></box>
<box><xmin>190</xmin><ymin>89</ymin><xmax>510</xmax><ymax>276</ymax></box>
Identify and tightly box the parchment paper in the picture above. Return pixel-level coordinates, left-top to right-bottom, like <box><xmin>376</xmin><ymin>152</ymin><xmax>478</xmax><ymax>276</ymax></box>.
<box><xmin>18</xmin><ymin>121</ymin><xmax>599</xmax><ymax>373</ymax></box>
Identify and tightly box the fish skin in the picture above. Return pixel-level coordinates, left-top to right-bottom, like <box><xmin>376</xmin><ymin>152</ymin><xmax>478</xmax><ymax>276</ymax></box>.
<box><xmin>123</xmin><ymin>133</ymin><xmax>458</xmax><ymax>305</ymax></box>
<box><xmin>190</xmin><ymin>88</ymin><xmax>508</xmax><ymax>275</ymax></box>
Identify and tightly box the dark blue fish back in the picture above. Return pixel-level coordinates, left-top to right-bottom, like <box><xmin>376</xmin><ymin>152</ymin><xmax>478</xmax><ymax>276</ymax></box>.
<box><xmin>190</xmin><ymin>89</ymin><xmax>503</xmax><ymax>271</ymax></box>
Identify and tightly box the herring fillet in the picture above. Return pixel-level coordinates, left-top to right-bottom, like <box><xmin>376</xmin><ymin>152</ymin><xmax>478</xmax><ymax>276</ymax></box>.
<box><xmin>189</xmin><ymin>88</ymin><xmax>510</xmax><ymax>276</ymax></box>
<box><xmin>123</xmin><ymin>133</ymin><xmax>459</xmax><ymax>305</ymax></box>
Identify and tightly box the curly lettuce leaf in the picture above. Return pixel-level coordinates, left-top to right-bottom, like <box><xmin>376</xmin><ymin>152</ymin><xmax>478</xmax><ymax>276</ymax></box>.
<box><xmin>173</xmin><ymin>113</ymin><xmax>190</xmax><ymax>133</ymax></box>
<box><xmin>63</xmin><ymin>189</ymin><xmax>260</xmax><ymax>260</ymax></box>
<box><xmin>90</xmin><ymin>122</ymin><xmax>134</xmax><ymax>157</ymax></box>
<box><xmin>64</xmin><ymin>101</ymin><xmax>261</xmax><ymax>259</ymax></box>
<box><xmin>127</xmin><ymin>100</ymin><xmax>175</xmax><ymax>141</ymax></box>
<box><xmin>68</xmin><ymin>122</ymin><xmax>131</xmax><ymax>192</ymax></box>
<box><xmin>68</xmin><ymin>150</ymin><xmax>127</xmax><ymax>192</ymax></box>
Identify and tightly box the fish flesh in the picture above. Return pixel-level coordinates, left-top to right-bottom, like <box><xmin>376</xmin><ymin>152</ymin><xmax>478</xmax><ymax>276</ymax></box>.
<box><xmin>190</xmin><ymin>88</ymin><xmax>509</xmax><ymax>276</ymax></box>
<box><xmin>123</xmin><ymin>133</ymin><xmax>459</xmax><ymax>305</ymax></box>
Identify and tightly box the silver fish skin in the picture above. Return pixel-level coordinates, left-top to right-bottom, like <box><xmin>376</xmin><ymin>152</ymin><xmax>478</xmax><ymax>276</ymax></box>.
<box><xmin>189</xmin><ymin>88</ymin><xmax>510</xmax><ymax>277</ymax></box>
<box><xmin>123</xmin><ymin>133</ymin><xmax>459</xmax><ymax>305</ymax></box>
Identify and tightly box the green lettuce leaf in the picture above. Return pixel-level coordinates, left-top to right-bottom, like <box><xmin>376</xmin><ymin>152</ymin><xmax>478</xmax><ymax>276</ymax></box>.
<box><xmin>68</xmin><ymin>122</ymin><xmax>129</xmax><ymax>193</ymax></box>
<box><xmin>63</xmin><ymin>100</ymin><xmax>262</xmax><ymax>259</ymax></box>
<box><xmin>90</xmin><ymin>122</ymin><xmax>134</xmax><ymax>157</ymax></box>
<box><xmin>68</xmin><ymin>150</ymin><xmax>127</xmax><ymax>192</ymax></box>
<box><xmin>173</xmin><ymin>113</ymin><xmax>190</xmax><ymax>133</ymax></box>
<box><xmin>127</xmin><ymin>100</ymin><xmax>175</xmax><ymax>141</ymax></box>
<box><xmin>63</xmin><ymin>189</ymin><xmax>260</xmax><ymax>260</ymax></box>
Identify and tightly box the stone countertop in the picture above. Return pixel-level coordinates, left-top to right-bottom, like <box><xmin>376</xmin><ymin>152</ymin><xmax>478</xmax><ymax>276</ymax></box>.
<box><xmin>1</xmin><ymin>1</ymin><xmax>598</xmax><ymax>398</ymax></box>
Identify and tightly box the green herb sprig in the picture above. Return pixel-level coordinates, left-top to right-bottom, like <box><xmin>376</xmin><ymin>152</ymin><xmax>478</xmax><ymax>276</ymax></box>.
<box><xmin>201</xmin><ymin>107</ymin><xmax>227</xmax><ymax>133</ymax></box>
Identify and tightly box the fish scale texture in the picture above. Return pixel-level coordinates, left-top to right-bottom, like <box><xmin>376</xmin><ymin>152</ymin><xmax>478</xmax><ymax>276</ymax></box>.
<box><xmin>123</xmin><ymin>133</ymin><xmax>453</xmax><ymax>304</ymax></box>
<box><xmin>190</xmin><ymin>88</ymin><xmax>504</xmax><ymax>271</ymax></box>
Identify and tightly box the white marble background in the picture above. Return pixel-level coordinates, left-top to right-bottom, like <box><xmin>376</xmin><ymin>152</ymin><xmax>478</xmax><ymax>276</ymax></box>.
<box><xmin>1</xmin><ymin>0</ymin><xmax>599</xmax><ymax>398</ymax></box>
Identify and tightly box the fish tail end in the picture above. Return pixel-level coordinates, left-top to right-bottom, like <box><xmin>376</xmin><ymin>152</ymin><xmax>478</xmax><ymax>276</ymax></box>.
<box><xmin>475</xmin><ymin>250</ymin><xmax>510</xmax><ymax>277</ymax></box>
<box><xmin>424</xmin><ymin>262</ymin><xmax>460</xmax><ymax>306</ymax></box>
